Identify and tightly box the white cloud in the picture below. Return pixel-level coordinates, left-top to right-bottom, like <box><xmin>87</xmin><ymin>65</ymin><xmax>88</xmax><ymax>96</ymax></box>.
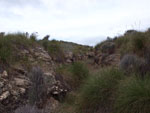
<box><xmin>0</xmin><ymin>0</ymin><xmax>150</xmax><ymax>45</ymax></box>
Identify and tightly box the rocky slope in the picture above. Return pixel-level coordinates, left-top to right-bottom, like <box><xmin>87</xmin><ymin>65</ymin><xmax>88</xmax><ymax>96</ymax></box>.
<box><xmin>0</xmin><ymin>32</ymin><xmax>128</xmax><ymax>113</ymax></box>
<box><xmin>0</xmin><ymin>44</ymin><xmax>68</xmax><ymax>113</ymax></box>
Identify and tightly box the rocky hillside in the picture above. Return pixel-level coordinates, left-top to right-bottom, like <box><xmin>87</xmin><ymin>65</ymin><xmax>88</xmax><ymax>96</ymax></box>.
<box><xmin>0</xmin><ymin>33</ymin><xmax>94</xmax><ymax>113</ymax></box>
<box><xmin>0</xmin><ymin>29</ymin><xmax>150</xmax><ymax>113</ymax></box>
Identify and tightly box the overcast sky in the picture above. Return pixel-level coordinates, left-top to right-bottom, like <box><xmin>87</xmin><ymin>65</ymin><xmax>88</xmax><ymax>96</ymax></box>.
<box><xmin>0</xmin><ymin>0</ymin><xmax>150</xmax><ymax>46</ymax></box>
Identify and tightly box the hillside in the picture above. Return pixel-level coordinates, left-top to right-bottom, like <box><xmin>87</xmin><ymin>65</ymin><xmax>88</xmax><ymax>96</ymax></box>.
<box><xmin>0</xmin><ymin>29</ymin><xmax>150</xmax><ymax>113</ymax></box>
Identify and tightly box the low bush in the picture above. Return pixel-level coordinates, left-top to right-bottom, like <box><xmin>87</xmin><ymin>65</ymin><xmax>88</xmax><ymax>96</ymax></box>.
<box><xmin>28</xmin><ymin>67</ymin><xmax>47</xmax><ymax>105</ymax></box>
<box><xmin>76</xmin><ymin>67</ymin><xmax>124</xmax><ymax>113</ymax></box>
<box><xmin>0</xmin><ymin>32</ymin><xmax>35</xmax><ymax>63</ymax></box>
<box><xmin>70</xmin><ymin>62</ymin><xmax>89</xmax><ymax>84</ymax></box>
<box><xmin>119</xmin><ymin>54</ymin><xmax>148</xmax><ymax>77</ymax></box>
<box><xmin>114</xmin><ymin>75</ymin><xmax>150</xmax><ymax>113</ymax></box>
<box><xmin>115</xmin><ymin>31</ymin><xmax>149</xmax><ymax>56</ymax></box>
<box><xmin>0</xmin><ymin>37</ymin><xmax>12</xmax><ymax>63</ymax></box>
<box><xmin>130</xmin><ymin>32</ymin><xmax>147</xmax><ymax>52</ymax></box>
<box><xmin>43</xmin><ymin>40</ymin><xmax>65</xmax><ymax>63</ymax></box>
<box><xmin>56</xmin><ymin>62</ymin><xmax>89</xmax><ymax>90</ymax></box>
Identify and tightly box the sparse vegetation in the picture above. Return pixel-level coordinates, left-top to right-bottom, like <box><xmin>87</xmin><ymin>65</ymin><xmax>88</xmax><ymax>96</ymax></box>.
<box><xmin>114</xmin><ymin>75</ymin><xmax>150</xmax><ymax>113</ymax></box>
<box><xmin>76</xmin><ymin>67</ymin><xmax>124</xmax><ymax>113</ymax></box>
<box><xmin>1</xmin><ymin>28</ymin><xmax>150</xmax><ymax>113</ymax></box>
<box><xmin>41</xmin><ymin>39</ymin><xmax>65</xmax><ymax>63</ymax></box>
<box><xmin>115</xmin><ymin>31</ymin><xmax>150</xmax><ymax>56</ymax></box>
<box><xmin>0</xmin><ymin>32</ymin><xmax>36</xmax><ymax>63</ymax></box>
<box><xmin>119</xmin><ymin>54</ymin><xmax>147</xmax><ymax>76</ymax></box>
<box><xmin>56</xmin><ymin>61</ymin><xmax>89</xmax><ymax>90</ymax></box>
<box><xmin>28</xmin><ymin>67</ymin><xmax>47</xmax><ymax>105</ymax></box>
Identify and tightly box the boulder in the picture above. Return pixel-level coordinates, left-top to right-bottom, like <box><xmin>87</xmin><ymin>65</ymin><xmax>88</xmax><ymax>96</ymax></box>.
<box><xmin>14</xmin><ymin>78</ymin><xmax>29</xmax><ymax>87</ymax></box>
<box><xmin>0</xmin><ymin>91</ymin><xmax>10</xmax><ymax>101</ymax></box>
<box><xmin>1</xmin><ymin>70</ymin><xmax>8</xmax><ymax>78</ymax></box>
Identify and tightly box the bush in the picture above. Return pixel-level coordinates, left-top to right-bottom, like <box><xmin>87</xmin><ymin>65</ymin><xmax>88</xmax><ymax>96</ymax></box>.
<box><xmin>69</xmin><ymin>62</ymin><xmax>89</xmax><ymax>89</ymax></box>
<box><xmin>114</xmin><ymin>75</ymin><xmax>150</xmax><ymax>113</ymax></box>
<box><xmin>131</xmin><ymin>32</ymin><xmax>147</xmax><ymax>52</ymax></box>
<box><xmin>0</xmin><ymin>37</ymin><xmax>12</xmax><ymax>63</ymax></box>
<box><xmin>119</xmin><ymin>54</ymin><xmax>147</xmax><ymax>76</ymax></box>
<box><xmin>47</xmin><ymin>40</ymin><xmax>65</xmax><ymax>63</ymax></box>
<box><xmin>101</xmin><ymin>42</ymin><xmax>115</xmax><ymax>54</ymax></box>
<box><xmin>56</xmin><ymin>62</ymin><xmax>89</xmax><ymax>90</ymax></box>
<box><xmin>0</xmin><ymin>32</ymin><xmax>34</xmax><ymax>63</ymax></box>
<box><xmin>116</xmin><ymin>31</ymin><xmax>149</xmax><ymax>56</ymax></box>
<box><xmin>28</xmin><ymin>67</ymin><xmax>47</xmax><ymax>105</ymax></box>
<box><xmin>76</xmin><ymin>67</ymin><xmax>124</xmax><ymax>113</ymax></box>
<box><xmin>30</xmin><ymin>33</ymin><xmax>37</xmax><ymax>42</ymax></box>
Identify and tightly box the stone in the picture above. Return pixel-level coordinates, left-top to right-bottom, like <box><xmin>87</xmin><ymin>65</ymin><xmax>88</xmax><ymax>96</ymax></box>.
<box><xmin>11</xmin><ymin>90</ymin><xmax>19</xmax><ymax>96</ymax></box>
<box><xmin>1</xmin><ymin>70</ymin><xmax>8</xmax><ymax>78</ymax></box>
<box><xmin>14</xmin><ymin>78</ymin><xmax>29</xmax><ymax>87</ymax></box>
<box><xmin>19</xmin><ymin>88</ymin><xmax>26</xmax><ymax>94</ymax></box>
<box><xmin>0</xmin><ymin>81</ymin><xmax>4</xmax><ymax>88</ymax></box>
<box><xmin>0</xmin><ymin>91</ymin><xmax>10</xmax><ymax>101</ymax></box>
<box><xmin>66</xmin><ymin>59</ymin><xmax>72</xmax><ymax>63</ymax></box>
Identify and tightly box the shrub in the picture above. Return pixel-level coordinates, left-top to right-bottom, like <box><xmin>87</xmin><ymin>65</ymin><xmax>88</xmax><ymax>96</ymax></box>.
<box><xmin>101</xmin><ymin>42</ymin><xmax>115</xmax><ymax>54</ymax></box>
<box><xmin>42</xmin><ymin>40</ymin><xmax>49</xmax><ymax>50</ymax></box>
<box><xmin>119</xmin><ymin>54</ymin><xmax>147</xmax><ymax>76</ymax></box>
<box><xmin>0</xmin><ymin>37</ymin><xmax>12</xmax><ymax>63</ymax></box>
<box><xmin>131</xmin><ymin>32</ymin><xmax>147</xmax><ymax>52</ymax></box>
<box><xmin>47</xmin><ymin>40</ymin><xmax>65</xmax><ymax>63</ymax></box>
<box><xmin>56</xmin><ymin>62</ymin><xmax>89</xmax><ymax>90</ymax></box>
<box><xmin>69</xmin><ymin>62</ymin><xmax>89</xmax><ymax>89</ymax></box>
<box><xmin>76</xmin><ymin>67</ymin><xmax>124</xmax><ymax>113</ymax></box>
<box><xmin>114</xmin><ymin>75</ymin><xmax>150</xmax><ymax>113</ymax></box>
<box><xmin>0</xmin><ymin>32</ymin><xmax>34</xmax><ymax>63</ymax></box>
<box><xmin>30</xmin><ymin>33</ymin><xmax>37</xmax><ymax>42</ymax></box>
<box><xmin>4</xmin><ymin>32</ymin><xmax>33</xmax><ymax>47</ymax></box>
<box><xmin>116</xmin><ymin>31</ymin><xmax>149</xmax><ymax>56</ymax></box>
<box><xmin>28</xmin><ymin>67</ymin><xmax>47</xmax><ymax>105</ymax></box>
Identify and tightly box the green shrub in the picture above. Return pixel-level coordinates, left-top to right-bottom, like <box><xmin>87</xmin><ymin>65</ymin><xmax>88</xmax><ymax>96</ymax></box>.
<box><xmin>0</xmin><ymin>37</ymin><xmax>12</xmax><ymax>62</ymax></box>
<box><xmin>131</xmin><ymin>32</ymin><xmax>147</xmax><ymax>52</ymax></box>
<box><xmin>30</xmin><ymin>33</ymin><xmax>37</xmax><ymax>42</ymax></box>
<box><xmin>0</xmin><ymin>32</ymin><xmax>35</xmax><ymax>63</ymax></box>
<box><xmin>116</xmin><ymin>31</ymin><xmax>148</xmax><ymax>56</ymax></box>
<box><xmin>69</xmin><ymin>62</ymin><xmax>89</xmax><ymax>88</ymax></box>
<box><xmin>42</xmin><ymin>40</ymin><xmax>49</xmax><ymax>50</ymax></box>
<box><xmin>56</xmin><ymin>62</ymin><xmax>89</xmax><ymax>90</ymax></box>
<box><xmin>114</xmin><ymin>75</ymin><xmax>150</xmax><ymax>113</ymax></box>
<box><xmin>47</xmin><ymin>40</ymin><xmax>65</xmax><ymax>63</ymax></box>
<box><xmin>4</xmin><ymin>33</ymin><xmax>33</xmax><ymax>47</ymax></box>
<box><xmin>76</xmin><ymin>67</ymin><xmax>124</xmax><ymax>113</ymax></box>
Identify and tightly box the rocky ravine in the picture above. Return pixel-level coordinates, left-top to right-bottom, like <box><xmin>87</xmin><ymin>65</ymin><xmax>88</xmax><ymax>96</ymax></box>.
<box><xmin>0</xmin><ymin>39</ymin><xmax>121</xmax><ymax>113</ymax></box>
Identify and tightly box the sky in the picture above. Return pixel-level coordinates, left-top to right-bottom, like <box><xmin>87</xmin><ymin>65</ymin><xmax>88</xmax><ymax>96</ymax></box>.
<box><xmin>0</xmin><ymin>0</ymin><xmax>150</xmax><ymax>46</ymax></box>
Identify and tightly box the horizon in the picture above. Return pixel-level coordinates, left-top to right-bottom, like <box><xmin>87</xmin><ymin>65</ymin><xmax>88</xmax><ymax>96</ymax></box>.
<box><xmin>1</xmin><ymin>0</ymin><xmax>150</xmax><ymax>46</ymax></box>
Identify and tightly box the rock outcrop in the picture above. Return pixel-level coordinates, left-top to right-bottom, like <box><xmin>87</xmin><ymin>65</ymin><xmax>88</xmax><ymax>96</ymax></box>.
<box><xmin>0</xmin><ymin>46</ymin><xmax>68</xmax><ymax>113</ymax></box>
